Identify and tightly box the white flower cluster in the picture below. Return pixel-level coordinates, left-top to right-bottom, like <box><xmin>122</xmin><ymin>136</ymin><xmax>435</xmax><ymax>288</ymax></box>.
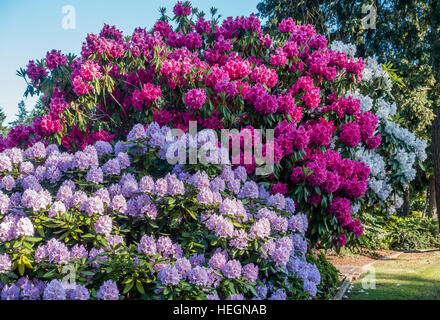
<box><xmin>384</xmin><ymin>121</ymin><xmax>428</xmax><ymax>162</ymax></box>
<box><xmin>395</xmin><ymin>148</ymin><xmax>417</xmax><ymax>183</ymax></box>
<box><xmin>351</xmin><ymin>202</ymin><xmax>361</xmax><ymax>215</ymax></box>
<box><xmin>375</xmin><ymin>98</ymin><xmax>397</xmax><ymax>120</ymax></box>
<box><xmin>330</xmin><ymin>40</ymin><xmax>357</xmax><ymax>57</ymax></box>
<box><xmin>387</xmin><ymin>195</ymin><xmax>404</xmax><ymax>214</ymax></box>
<box><xmin>362</xmin><ymin>57</ymin><xmax>392</xmax><ymax>89</ymax></box>
<box><xmin>369</xmin><ymin>178</ymin><xmax>393</xmax><ymax>201</ymax></box>
<box><xmin>355</xmin><ymin>148</ymin><xmax>392</xmax><ymax>201</ymax></box>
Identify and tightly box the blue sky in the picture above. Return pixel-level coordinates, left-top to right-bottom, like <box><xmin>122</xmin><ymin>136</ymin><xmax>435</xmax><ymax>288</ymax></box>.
<box><xmin>0</xmin><ymin>0</ymin><xmax>261</xmax><ymax>123</ymax></box>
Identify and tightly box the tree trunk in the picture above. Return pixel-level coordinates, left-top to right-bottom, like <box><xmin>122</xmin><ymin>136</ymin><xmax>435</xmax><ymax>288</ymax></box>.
<box><xmin>433</xmin><ymin>105</ymin><xmax>440</xmax><ymax>230</ymax></box>
<box><xmin>426</xmin><ymin>175</ymin><xmax>437</xmax><ymax>218</ymax></box>
<box><xmin>402</xmin><ymin>186</ymin><xmax>411</xmax><ymax>216</ymax></box>
<box><xmin>430</xmin><ymin>0</ymin><xmax>440</xmax><ymax>231</ymax></box>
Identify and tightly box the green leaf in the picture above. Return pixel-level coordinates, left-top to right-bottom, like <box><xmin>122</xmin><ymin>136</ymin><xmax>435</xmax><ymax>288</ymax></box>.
<box><xmin>248</xmin><ymin>284</ymin><xmax>258</xmax><ymax>297</ymax></box>
<box><xmin>25</xmin><ymin>237</ymin><xmax>43</xmax><ymax>243</ymax></box>
<box><xmin>18</xmin><ymin>263</ymin><xmax>25</xmax><ymax>276</ymax></box>
<box><xmin>136</xmin><ymin>281</ymin><xmax>145</xmax><ymax>294</ymax></box>
<box><xmin>123</xmin><ymin>282</ymin><xmax>134</xmax><ymax>294</ymax></box>
<box><xmin>185</xmin><ymin>208</ymin><xmax>197</xmax><ymax>221</ymax></box>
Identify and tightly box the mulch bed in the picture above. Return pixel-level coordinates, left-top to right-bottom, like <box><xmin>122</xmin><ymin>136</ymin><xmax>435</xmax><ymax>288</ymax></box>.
<box><xmin>326</xmin><ymin>248</ymin><xmax>398</xmax><ymax>265</ymax></box>
<box><xmin>321</xmin><ymin>248</ymin><xmax>400</xmax><ymax>282</ymax></box>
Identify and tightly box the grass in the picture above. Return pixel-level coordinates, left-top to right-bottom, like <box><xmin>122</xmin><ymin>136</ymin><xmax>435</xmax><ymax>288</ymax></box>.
<box><xmin>349</xmin><ymin>251</ymin><xmax>440</xmax><ymax>300</ymax></box>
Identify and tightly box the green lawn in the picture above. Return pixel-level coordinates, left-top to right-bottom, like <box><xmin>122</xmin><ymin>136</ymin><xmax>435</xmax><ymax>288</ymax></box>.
<box><xmin>349</xmin><ymin>251</ymin><xmax>440</xmax><ymax>300</ymax></box>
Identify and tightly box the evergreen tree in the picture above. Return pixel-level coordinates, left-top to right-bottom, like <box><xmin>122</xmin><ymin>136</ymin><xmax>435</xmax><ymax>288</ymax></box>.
<box><xmin>0</xmin><ymin>107</ymin><xmax>9</xmax><ymax>138</ymax></box>
<box><xmin>9</xmin><ymin>100</ymin><xmax>32</xmax><ymax>127</ymax></box>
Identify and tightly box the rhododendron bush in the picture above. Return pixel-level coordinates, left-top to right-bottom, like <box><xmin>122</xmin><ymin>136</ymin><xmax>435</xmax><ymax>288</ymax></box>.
<box><xmin>329</xmin><ymin>41</ymin><xmax>427</xmax><ymax>216</ymax></box>
<box><xmin>5</xmin><ymin>1</ymin><xmax>427</xmax><ymax>250</ymax></box>
<box><xmin>0</xmin><ymin>123</ymin><xmax>320</xmax><ymax>300</ymax></box>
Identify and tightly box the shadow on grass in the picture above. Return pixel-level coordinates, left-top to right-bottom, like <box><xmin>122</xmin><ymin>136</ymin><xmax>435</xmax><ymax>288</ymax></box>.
<box><xmin>351</xmin><ymin>272</ymin><xmax>440</xmax><ymax>300</ymax></box>
<box><xmin>403</xmin><ymin>249</ymin><xmax>440</xmax><ymax>253</ymax></box>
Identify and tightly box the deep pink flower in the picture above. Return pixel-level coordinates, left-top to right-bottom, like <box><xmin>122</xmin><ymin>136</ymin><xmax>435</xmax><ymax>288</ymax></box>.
<box><xmin>306</xmin><ymin>192</ymin><xmax>322</xmax><ymax>205</ymax></box>
<box><xmin>343</xmin><ymin>179</ymin><xmax>367</xmax><ymax>199</ymax></box>
<box><xmin>26</xmin><ymin>60</ymin><xmax>48</xmax><ymax>82</ymax></box>
<box><xmin>49</xmin><ymin>88</ymin><xmax>69</xmax><ymax>116</ymax></box>
<box><xmin>308</xmin><ymin>118</ymin><xmax>334</xmax><ymax>146</ymax></box>
<box><xmin>132</xmin><ymin>83</ymin><xmax>162</xmax><ymax>110</ymax></box>
<box><xmin>347</xmin><ymin>219</ymin><xmax>364</xmax><ymax>238</ymax></box>
<box><xmin>346</xmin><ymin>57</ymin><xmax>365</xmax><ymax>81</ymax></box>
<box><xmin>195</xmin><ymin>17</ymin><xmax>212</xmax><ymax>34</ymax></box>
<box><xmin>254</xmin><ymin>92</ymin><xmax>278</xmax><ymax>115</ymax></box>
<box><xmin>182</xmin><ymin>32</ymin><xmax>202</xmax><ymax>50</ymax></box>
<box><xmin>366</xmin><ymin>134</ymin><xmax>381</xmax><ymax>150</ymax></box>
<box><xmin>289</xmin><ymin>125</ymin><xmax>309</xmax><ymax>150</ymax></box>
<box><xmin>301</xmin><ymin>87</ymin><xmax>321</xmax><ymax>109</ymax></box>
<box><xmin>224</xmin><ymin>58</ymin><xmax>252</xmax><ymax>80</ymax></box>
<box><xmin>290</xmin><ymin>167</ymin><xmax>305</xmax><ymax>184</ymax></box>
<box><xmin>322</xmin><ymin>96</ymin><xmax>361</xmax><ymax>118</ymax></box>
<box><xmin>357</xmin><ymin>111</ymin><xmax>378</xmax><ymax>140</ymax></box>
<box><xmin>283</xmin><ymin>41</ymin><xmax>299</xmax><ymax>58</ymax></box>
<box><xmin>309</xmin><ymin>34</ymin><xmax>327</xmax><ymax>50</ymax></box>
<box><xmin>251</xmin><ymin>65</ymin><xmax>278</xmax><ymax>88</ymax></box>
<box><xmin>36</xmin><ymin>114</ymin><xmax>63</xmax><ymax>135</ymax></box>
<box><xmin>290</xmin><ymin>76</ymin><xmax>315</xmax><ymax>95</ymax></box>
<box><xmin>340</xmin><ymin>122</ymin><xmax>361</xmax><ymax>148</ymax></box>
<box><xmin>321</xmin><ymin>171</ymin><xmax>341</xmax><ymax>193</ymax></box>
<box><xmin>79</xmin><ymin>60</ymin><xmax>102</xmax><ymax>81</ymax></box>
<box><xmin>278</xmin><ymin>18</ymin><xmax>297</xmax><ymax>33</ymax></box>
<box><xmin>153</xmin><ymin>109</ymin><xmax>174</xmax><ymax>126</ymax></box>
<box><xmin>153</xmin><ymin>21</ymin><xmax>172</xmax><ymax>37</ymax></box>
<box><xmin>270</xmin><ymin>47</ymin><xmax>288</xmax><ymax>66</ymax></box>
<box><xmin>337</xmin><ymin>234</ymin><xmax>347</xmax><ymax>247</ymax></box>
<box><xmin>261</xmin><ymin>34</ymin><xmax>272</xmax><ymax>48</ymax></box>
<box><xmin>277</xmin><ymin>93</ymin><xmax>295</xmax><ymax>114</ymax></box>
<box><xmin>185</xmin><ymin>89</ymin><xmax>207</xmax><ymax>110</ymax></box>
<box><xmin>173</xmin><ymin>1</ymin><xmax>191</xmax><ymax>16</ymax></box>
<box><xmin>72</xmin><ymin>76</ymin><xmax>92</xmax><ymax>96</ymax></box>
<box><xmin>271</xmin><ymin>183</ymin><xmax>288</xmax><ymax>195</ymax></box>
<box><xmin>328</xmin><ymin>197</ymin><xmax>353</xmax><ymax>228</ymax></box>
<box><xmin>306</xmin><ymin>161</ymin><xmax>328</xmax><ymax>186</ymax></box>
<box><xmin>45</xmin><ymin>50</ymin><xmax>68</xmax><ymax>70</ymax></box>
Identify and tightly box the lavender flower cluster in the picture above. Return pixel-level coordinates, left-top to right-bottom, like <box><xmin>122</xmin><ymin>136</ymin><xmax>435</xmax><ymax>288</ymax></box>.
<box><xmin>0</xmin><ymin>122</ymin><xmax>320</xmax><ymax>300</ymax></box>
